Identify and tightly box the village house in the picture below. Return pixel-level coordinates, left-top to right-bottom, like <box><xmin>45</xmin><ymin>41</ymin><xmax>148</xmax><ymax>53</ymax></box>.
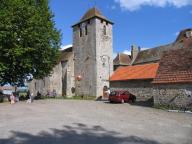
<box><xmin>110</xmin><ymin>28</ymin><xmax>192</xmax><ymax>109</ymax></box>
<box><xmin>113</xmin><ymin>53</ymin><xmax>131</xmax><ymax>70</ymax></box>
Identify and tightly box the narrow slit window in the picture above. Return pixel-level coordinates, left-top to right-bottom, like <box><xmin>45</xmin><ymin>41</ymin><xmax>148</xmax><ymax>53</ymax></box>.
<box><xmin>85</xmin><ymin>25</ymin><xmax>88</xmax><ymax>35</ymax></box>
<box><xmin>103</xmin><ymin>25</ymin><xmax>107</xmax><ymax>35</ymax></box>
<box><xmin>80</xmin><ymin>27</ymin><xmax>82</xmax><ymax>37</ymax></box>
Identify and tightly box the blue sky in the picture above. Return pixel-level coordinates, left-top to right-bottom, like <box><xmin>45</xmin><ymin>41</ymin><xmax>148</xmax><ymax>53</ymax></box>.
<box><xmin>49</xmin><ymin>0</ymin><xmax>192</xmax><ymax>55</ymax></box>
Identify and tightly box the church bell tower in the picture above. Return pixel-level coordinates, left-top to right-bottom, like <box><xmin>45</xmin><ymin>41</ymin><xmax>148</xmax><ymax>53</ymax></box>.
<box><xmin>72</xmin><ymin>7</ymin><xmax>113</xmax><ymax>97</ymax></box>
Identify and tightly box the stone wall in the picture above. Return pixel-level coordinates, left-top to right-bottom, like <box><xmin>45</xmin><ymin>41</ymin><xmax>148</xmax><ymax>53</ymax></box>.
<box><xmin>110</xmin><ymin>80</ymin><xmax>154</xmax><ymax>101</ymax></box>
<box><xmin>73</xmin><ymin>18</ymin><xmax>97</xmax><ymax>96</ymax></box>
<box><xmin>73</xmin><ymin>18</ymin><xmax>113</xmax><ymax>97</ymax></box>
<box><xmin>28</xmin><ymin>50</ymin><xmax>74</xmax><ymax>97</ymax></box>
<box><xmin>95</xmin><ymin>19</ymin><xmax>113</xmax><ymax>97</ymax></box>
<box><xmin>28</xmin><ymin>63</ymin><xmax>63</xmax><ymax>96</ymax></box>
<box><xmin>110</xmin><ymin>80</ymin><xmax>192</xmax><ymax>109</ymax></box>
<box><xmin>153</xmin><ymin>84</ymin><xmax>192</xmax><ymax>110</ymax></box>
<box><xmin>61</xmin><ymin>51</ymin><xmax>75</xmax><ymax>97</ymax></box>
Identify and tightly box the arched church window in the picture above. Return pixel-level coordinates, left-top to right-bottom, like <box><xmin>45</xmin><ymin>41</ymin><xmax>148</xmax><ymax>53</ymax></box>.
<box><xmin>103</xmin><ymin>25</ymin><xmax>107</xmax><ymax>35</ymax></box>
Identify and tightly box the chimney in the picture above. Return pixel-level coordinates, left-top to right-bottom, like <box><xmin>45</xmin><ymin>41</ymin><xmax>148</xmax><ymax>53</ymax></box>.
<box><xmin>131</xmin><ymin>45</ymin><xmax>140</xmax><ymax>61</ymax></box>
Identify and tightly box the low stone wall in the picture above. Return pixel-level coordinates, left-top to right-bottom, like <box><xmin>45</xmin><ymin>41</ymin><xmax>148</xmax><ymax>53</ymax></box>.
<box><xmin>110</xmin><ymin>81</ymin><xmax>192</xmax><ymax>110</ymax></box>
<box><xmin>110</xmin><ymin>80</ymin><xmax>154</xmax><ymax>101</ymax></box>
<box><xmin>153</xmin><ymin>84</ymin><xmax>192</xmax><ymax>110</ymax></box>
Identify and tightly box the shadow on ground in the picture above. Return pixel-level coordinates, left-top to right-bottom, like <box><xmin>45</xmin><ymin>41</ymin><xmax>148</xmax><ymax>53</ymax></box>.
<box><xmin>0</xmin><ymin>123</ymin><xmax>163</xmax><ymax>144</ymax></box>
<box><xmin>130</xmin><ymin>97</ymin><xmax>154</xmax><ymax>107</ymax></box>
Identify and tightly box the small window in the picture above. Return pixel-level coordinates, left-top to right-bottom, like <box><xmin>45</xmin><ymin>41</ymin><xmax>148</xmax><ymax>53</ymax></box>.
<box><xmin>106</xmin><ymin>22</ymin><xmax>109</xmax><ymax>25</ymax></box>
<box><xmin>85</xmin><ymin>25</ymin><xmax>88</xmax><ymax>35</ymax></box>
<box><xmin>103</xmin><ymin>25</ymin><xmax>107</xmax><ymax>35</ymax></box>
<box><xmin>80</xmin><ymin>27</ymin><xmax>82</xmax><ymax>37</ymax></box>
<box><xmin>87</xmin><ymin>20</ymin><xmax>90</xmax><ymax>24</ymax></box>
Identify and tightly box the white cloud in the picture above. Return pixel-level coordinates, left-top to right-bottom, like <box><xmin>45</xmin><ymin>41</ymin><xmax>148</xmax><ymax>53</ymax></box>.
<box><xmin>141</xmin><ymin>47</ymin><xmax>150</xmax><ymax>50</ymax></box>
<box><xmin>60</xmin><ymin>44</ymin><xmax>72</xmax><ymax>50</ymax></box>
<box><xmin>123</xmin><ymin>50</ymin><xmax>131</xmax><ymax>55</ymax></box>
<box><xmin>115</xmin><ymin>0</ymin><xmax>192</xmax><ymax>11</ymax></box>
<box><xmin>175</xmin><ymin>31</ymin><xmax>179</xmax><ymax>36</ymax></box>
<box><xmin>113</xmin><ymin>52</ymin><xmax>118</xmax><ymax>58</ymax></box>
<box><xmin>122</xmin><ymin>47</ymin><xmax>149</xmax><ymax>55</ymax></box>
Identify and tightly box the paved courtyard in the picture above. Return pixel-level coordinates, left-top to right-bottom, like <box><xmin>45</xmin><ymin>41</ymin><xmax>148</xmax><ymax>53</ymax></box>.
<box><xmin>0</xmin><ymin>100</ymin><xmax>191</xmax><ymax>144</ymax></box>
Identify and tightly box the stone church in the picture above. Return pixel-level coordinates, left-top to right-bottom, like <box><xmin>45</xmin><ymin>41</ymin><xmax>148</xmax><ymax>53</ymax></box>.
<box><xmin>29</xmin><ymin>7</ymin><xmax>113</xmax><ymax>97</ymax></box>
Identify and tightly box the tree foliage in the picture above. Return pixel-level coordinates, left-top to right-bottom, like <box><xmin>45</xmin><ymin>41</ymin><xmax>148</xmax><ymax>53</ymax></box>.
<box><xmin>0</xmin><ymin>0</ymin><xmax>61</xmax><ymax>85</ymax></box>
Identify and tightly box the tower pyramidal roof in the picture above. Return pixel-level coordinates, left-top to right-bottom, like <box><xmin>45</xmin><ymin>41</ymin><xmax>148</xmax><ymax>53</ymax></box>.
<box><xmin>81</xmin><ymin>7</ymin><xmax>106</xmax><ymax>21</ymax></box>
<box><xmin>72</xmin><ymin>7</ymin><xmax>113</xmax><ymax>27</ymax></box>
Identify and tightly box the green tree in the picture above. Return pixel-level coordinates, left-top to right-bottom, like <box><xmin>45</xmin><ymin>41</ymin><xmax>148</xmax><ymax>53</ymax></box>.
<box><xmin>0</xmin><ymin>0</ymin><xmax>61</xmax><ymax>86</ymax></box>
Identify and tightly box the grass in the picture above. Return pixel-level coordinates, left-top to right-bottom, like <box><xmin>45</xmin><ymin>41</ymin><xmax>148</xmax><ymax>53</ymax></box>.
<box><xmin>63</xmin><ymin>95</ymin><xmax>96</xmax><ymax>100</ymax></box>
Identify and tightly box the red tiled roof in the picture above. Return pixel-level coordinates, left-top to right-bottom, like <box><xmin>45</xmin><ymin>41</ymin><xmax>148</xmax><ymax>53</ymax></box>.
<box><xmin>153</xmin><ymin>48</ymin><xmax>192</xmax><ymax>84</ymax></box>
<box><xmin>110</xmin><ymin>63</ymin><xmax>159</xmax><ymax>81</ymax></box>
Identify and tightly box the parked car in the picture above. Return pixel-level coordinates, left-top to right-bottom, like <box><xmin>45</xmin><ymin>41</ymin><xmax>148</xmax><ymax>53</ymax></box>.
<box><xmin>109</xmin><ymin>90</ymin><xmax>136</xmax><ymax>103</ymax></box>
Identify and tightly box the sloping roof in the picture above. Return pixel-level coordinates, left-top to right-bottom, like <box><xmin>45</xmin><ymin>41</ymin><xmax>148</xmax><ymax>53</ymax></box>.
<box><xmin>133</xmin><ymin>28</ymin><xmax>192</xmax><ymax>65</ymax></box>
<box><xmin>175</xmin><ymin>28</ymin><xmax>192</xmax><ymax>42</ymax></box>
<box><xmin>153</xmin><ymin>48</ymin><xmax>192</xmax><ymax>84</ymax></box>
<box><xmin>113</xmin><ymin>53</ymin><xmax>131</xmax><ymax>66</ymax></box>
<box><xmin>133</xmin><ymin>43</ymin><xmax>183</xmax><ymax>65</ymax></box>
<box><xmin>81</xmin><ymin>7</ymin><xmax>106</xmax><ymax>21</ymax></box>
<box><xmin>110</xmin><ymin>63</ymin><xmax>159</xmax><ymax>81</ymax></box>
<box><xmin>72</xmin><ymin>7</ymin><xmax>113</xmax><ymax>27</ymax></box>
<box><xmin>61</xmin><ymin>46</ymin><xmax>72</xmax><ymax>53</ymax></box>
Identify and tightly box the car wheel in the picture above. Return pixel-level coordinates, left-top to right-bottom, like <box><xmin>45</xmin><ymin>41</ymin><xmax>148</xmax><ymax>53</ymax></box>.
<box><xmin>121</xmin><ymin>99</ymin><xmax>124</xmax><ymax>103</ymax></box>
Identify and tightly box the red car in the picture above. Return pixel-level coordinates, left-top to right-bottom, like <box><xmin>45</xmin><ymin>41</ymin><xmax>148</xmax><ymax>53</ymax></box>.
<box><xmin>109</xmin><ymin>91</ymin><xmax>136</xmax><ymax>103</ymax></box>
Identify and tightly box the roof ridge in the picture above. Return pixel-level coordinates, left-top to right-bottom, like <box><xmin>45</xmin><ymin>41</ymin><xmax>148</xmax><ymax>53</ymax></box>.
<box><xmin>81</xmin><ymin>7</ymin><xmax>105</xmax><ymax>21</ymax></box>
<box><xmin>72</xmin><ymin>7</ymin><xmax>113</xmax><ymax>27</ymax></box>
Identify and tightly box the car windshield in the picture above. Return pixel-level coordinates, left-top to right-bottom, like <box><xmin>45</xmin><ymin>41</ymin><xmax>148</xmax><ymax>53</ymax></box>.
<box><xmin>110</xmin><ymin>91</ymin><xmax>117</xmax><ymax>96</ymax></box>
